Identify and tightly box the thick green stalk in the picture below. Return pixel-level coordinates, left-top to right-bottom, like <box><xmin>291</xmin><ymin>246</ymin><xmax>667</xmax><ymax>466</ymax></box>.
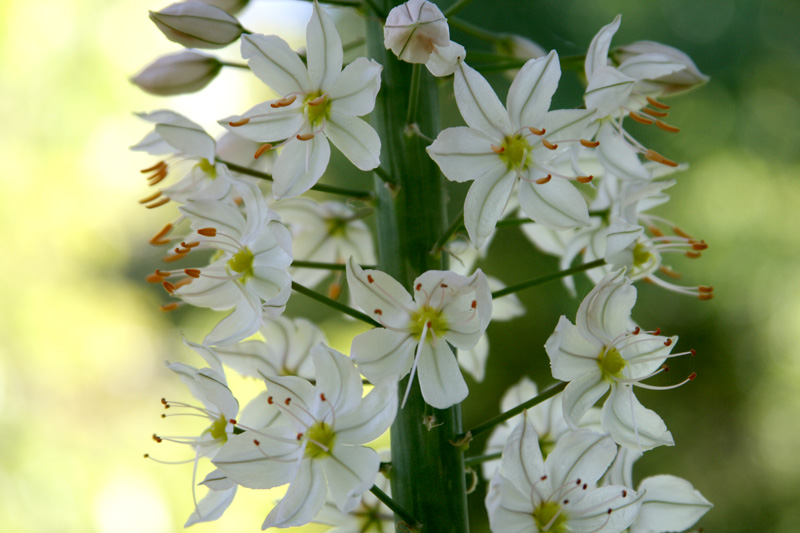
<box><xmin>366</xmin><ymin>3</ymin><xmax>469</xmax><ymax>531</ymax></box>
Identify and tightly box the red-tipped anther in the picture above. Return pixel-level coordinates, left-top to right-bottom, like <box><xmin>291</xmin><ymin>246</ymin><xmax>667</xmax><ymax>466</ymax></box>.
<box><xmin>147</xmin><ymin>168</ymin><xmax>168</xmax><ymax>186</ymax></box>
<box><xmin>685</xmin><ymin>251</ymin><xmax>702</xmax><ymax>259</ymax></box>
<box><xmin>254</xmin><ymin>143</ymin><xmax>273</xmax><ymax>159</ymax></box>
<box><xmin>646</xmin><ymin>96</ymin><xmax>671</xmax><ymax>110</ymax></box>
<box><xmin>374</xmin><ymin>309</ymin><xmax>383</xmax><ymax>315</ymax></box>
<box><xmin>629</xmin><ymin>112</ymin><xmax>655</xmax><ymax>125</ymax></box>
<box><xmin>648</xmin><ymin>225</ymin><xmax>665</xmax><ymax>238</ymax></box>
<box><xmin>607</xmin><ymin>509</ymin><xmax>613</xmax><ymax>515</ymax></box>
<box><xmin>535</xmin><ymin>175</ymin><xmax>552</xmax><ymax>185</ymax></box>
<box><xmin>471</xmin><ymin>300</ymin><xmax>477</xmax><ymax>309</ymax></box>
<box><xmin>367</xmin><ymin>274</ymin><xmax>375</xmax><ymax>283</ymax></box>
<box><xmin>296</xmin><ymin>133</ymin><xmax>315</xmax><ymax>141</ymax></box>
<box><xmin>576</xmin><ymin>175</ymin><xmax>594</xmax><ymax>184</ymax></box>
<box><xmin>181</xmin><ymin>242</ymin><xmax>199</xmax><ymax>249</ymax></box>
<box><xmin>229</xmin><ymin>419</ymin><xmax>237</xmax><ymax>425</ymax></box>
<box><xmin>655</xmin><ymin>120</ymin><xmax>680</xmax><ymax>133</ymax></box>
<box><xmin>633</xmin><ymin>326</ymin><xmax>641</xmax><ymax>335</ymax></box>
<box><xmin>692</xmin><ymin>241</ymin><xmax>709</xmax><ymax>251</ymax></box>
<box><xmin>160</xmin><ymin>302</ymin><xmax>180</xmax><ymax>312</ymax></box>
<box><xmin>664</xmin><ymin>338</ymin><xmax>673</xmax><ymax>346</ymax></box>
<box><xmin>622</xmin><ymin>490</ymin><xmax>628</xmax><ymax>497</ymax></box>
<box><xmin>254</xmin><ymin>439</ymin><xmax>260</xmax><ymax>446</ymax></box>
<box><xmin>327</xmin><ymin>282</ymin><xmax>341</xmax><ymax>300</ymax></box>
<box><xmin>642</xmin><ymin>107</ymin><xmax>669</xmax><ymax>118</ymax></box>
<box><xmin>149</xmin><ymin>223</ymin><xmax>173</xmax><ymax>246</ymax></box>
<box><xmin>320</xmin><ymin>393</ymin><xmax>327</xmax><ymax>401</ymax></box>
<box><xmin>146</xmin><ymin>197</ymin><xmax>170</xmax><ymax>209</ymax></box>
<box><xmin>162</xmin><ymin>281</ymin><xmax>176</xmax><ymax>294</ymax></box>
<box><xmin>161</xmin><ymin>397</ymin><xmax>168</xmax><ymax>405</ymax></box>
<box><xmin>141</xmin><ymin>161</ymin><xmax>167</xmax><ymax>173</ymax></box>
<box><xmin>529</xmin><ymin>127</ymin><xmax>546</xmax><ymax>135</ymax></box>
<box><xmin>491</xmin><ymin>144</ymin><xmax>505</xmax><ymax>154</ymax></box>
<box><xmin>580</xmin><ymin>139</ymin><xmax>600</xmax><ymax>148</ymax></box>
<box><xmin>184</xmin><ymin>269</ymin><xmax>201</xmax><ymax>278</ymax></box>
<box><xmin>441</xmin><ymin>283</ymin><xmax>448</xmax><ymax>288</ymax></box>
<box><xmin>426</xmin><ymin>321</ymin><xmax>433</xmax><ymax>328</ymax></box>
<box><xmin>146</xmin><ymin>272</ymin><xmax>163</xmax><ymax>283</ymax></box>
<box><xmin>415</xmin><ymin>283</ymin><xmax>422</xmax><ymax>291</ymax></box>
<box><xmin>228</xmin><ymin>117</ymin><xmax>250</xmax><ymax>127</ymax></box>
<box><xmin>690</xmin><ymin>349</ymin><xmax>697</xmax><ymax>357</ymax></box>
<box><xmin>285</xmin><ymin>398</ymin><xmax>292</xmax><ymax>405</ymax></box>
<box><xmin>197</xmin><ymin>227</ymin><xmax>217</xmax><ymax>237</ymax></box>
<box><xmin>296</xmin><ymin>433</ymin><xmax>303</xmax><ymax>440</ymax></box>
<box><xmin>662</xmin><ymin>364</ymin><xmax>670</xmax><ymax>372</ymax></box>
<box><xmin>139</xmin><ymin>191</ymin><xmax>162</xmax><ymax>204</ymax></box>
<box><xmin>267</xmin><ymin>396</ymin><xmax>274</xmax><ymax>404</ymax></box>
<box><xmin>152</xmin><ymin>434</ymin><xmax>163</xmax><ymax>443</ymax></box>
<box><xmin>688</xmin><ymin>372</ymin><xmax>697</xmax><ymax>381</ymax></box>
<box><xmin>659</xmin><ymin>266</ymin><xmax>682</xmax><ymax>279</ymax></box>
<box><xmin>644</xmin><ymin>149</ymin><xmax>679</xmax><ymax>167</ymax></box>
<box><xmin>673</xmin><ymin>226</ymin><xmax>691</xmax><ymax>239</ymax></box>
<box><xmin>541</xmin><ymin>139</ymin><xmax>558</xmax><ymax>150</ymax></box>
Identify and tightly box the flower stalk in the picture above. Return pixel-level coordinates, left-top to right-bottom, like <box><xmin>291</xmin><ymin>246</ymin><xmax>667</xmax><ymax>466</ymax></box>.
<box><xmin>491</xmin><ymin>258</ymin><xmax>607</xmax><ymax>299</ymax></box>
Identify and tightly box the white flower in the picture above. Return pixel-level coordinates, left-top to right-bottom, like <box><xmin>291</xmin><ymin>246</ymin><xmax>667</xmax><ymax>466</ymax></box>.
<box><xmin>383</xmin><ymin>0</ymin><xmax>466</xmax><ymax>76</ymax></box>
<box><xmin>427</xmin><ymin>55</ymin><xmax>596</xmax><ymax>247</ymax></box>
<box><xmin>486</xmin><ymin>419</ymin><xmax>642</xmax><ymax>533</ymax></box>
<box><xmin>212</xmin><ymin>344</ymin><xmax>397</xmax><ymax>529</ymax></box>
<box><xmin>347</xmin><ymin>258</ymin><xmax>492</xmax><ymax>409</ymax></box>
<box><xmin>221</xmin><ymin>1</ymin><xmax>382</xmax><ymax>199</ymax></box>
<box><xmin>545</xmin><ymin>269</ymin><xmax>697</xmax><ymax>450</ymax></box>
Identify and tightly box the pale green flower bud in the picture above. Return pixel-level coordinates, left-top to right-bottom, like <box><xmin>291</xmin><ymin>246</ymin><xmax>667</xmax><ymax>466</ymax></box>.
<box><xmin>149</xmin><ymin>1</ymin><xmax>245</xmax><ymax>49</ymax></box>
<box><xmin>131</xmin><ymin>50</ymin><xmax>222</xmax><ymax>95</ymax></box>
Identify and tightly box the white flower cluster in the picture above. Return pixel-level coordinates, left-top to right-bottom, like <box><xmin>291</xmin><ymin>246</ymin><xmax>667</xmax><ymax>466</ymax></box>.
<box><xmin>132</xmin><ymin>1</ymin><xmax>713</xmax><ymax>531</ymax></box>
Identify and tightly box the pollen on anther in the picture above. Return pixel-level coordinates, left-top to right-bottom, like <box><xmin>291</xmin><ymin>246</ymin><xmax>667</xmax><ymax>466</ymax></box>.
<box><xmin>655</xmin><ymin>120</ymin><xmax>680</xmax><ymax>134</ymax></box>
<box><xmin>296</xmin><ymin>133</ymin><xmax>315</xmax><ymax>141</ymax></box>
<box><xmin>367</xmin><ymin>274</ymin><xmax>375</xmax><ymax>284</ymax></box>
<box><xmin>198</xmin><ymin>227</ymin><xmax>217</xmax><ymax>237</ymax></box>
<box><xmin>690</xmin><ymin>349</ymin><xmax>697</xmax><ymax>357</ymax></box>
<box><xmin>374</xmin><ymin>309</ymin><xmax>383</xmax><ymax>315</ymax></box>
<box><xmin>141</xmin><ymin>161</ymin><xmax>167</xmax><ymax>173</ymax></box>
<box><xmin>146</xmin><ymin>197</ymin><xmax>170</xmax><ymax>209</ymax></box>
<box><xmin>535</xmin><ymin>175</ymin><xmax>552</xmax><ymax>185</ymax></box>
<box><xmin>644</xmin><ymin>149</ymin><xmax>679</xmax><ymax>167</ymax></box>
<box><xmin>160</xmin><ymin>302</ymin><xmax>180</xmax><ymax>312</ymax></box>
<box><xmin>254</xmin><ymin>143</ymin><xmax>273</xmax><ymax>159</ymax></box>
<box><xmin>646</xmin><ymin>96</ymin><xmax>670</xmax><ymax>110</ymax></box>
<box><xmin>184</xmin><ymin>269</ymin><xmax>201</xmax><ymax>278</ymax></box>
<box><xmin>699</xmin><ymin>293</ymin><xmax>714</xmax><ymax>300</ymax></box>
<box><xmin>182</xmin><ymin>241</ymin><xmax>200</xmax><ymax>249</ymax></box>
<box><xmin>285</xmin><ymin>398</ymin><xmax>292</xmax><ymax>405</ymax></box>
<box><xmin>664</xmin><ymin>338</ymin><xmax>673</xmax><ymax>347</ymax></box>
<box><xmin>471</xmin><ymin>300</ymin><xmax>477</xmax><ymax>309</ymax></box>
<box><xmin>229</xmin><ymin>118</ymin><xmax>250</xmax><ymax>127</ymax></box>
<box><xmin>149</xmin><ymin>224</ymin><xmax>173</xmax><ymax>246</ymax></box>
<box><xmin>267</xmin><ymin>396</ymin><xmax>273</xmax><ymax>404</ymax></box>
<box><xmin>162</xmin><ymin>281</ymin><xmax>176</xmax><ymax>294</ymax></box>
<box><xmin>541</xmin><ymin>139</ymin><xmax>558</xmax><ymax>150</ymax></box>
<box><xmin>320</xmin><ymin>393</ymin><xmax>327</xmax><ymax>401</ymax></box>
<box><xmin>699</xmin><ymin>285</ymin><xmax>713</xmax><ymax>293</ymax></box>
<box><xmin>633</xmin><ymin>326</ymin><xmax>641</xmax><ymax>335</ymax></box>
<box><xmin>692</xmin><ymin>241</ymin><xmax>709</xmax><ymax>251</ymax></box>
<box><xmin>152</xmin><ymin>434</ymin><xmax>163</xmax><ymax>443</ymax></box>
<box><xmin>580</xmin><ymin>139</ymin><xmax>600</xmax><ymax>148</ymax></box>
<box><xmin>563</xmin><ymin>499</ymin><xmax>570</xmax><ymax>505</ymax></box>
<box><xmin>328</xmin><ymin>282</ymin><xmax>341</xmax><ymax>300</ymax></box>
<box><xmin>689</xmin><ymin>372</ymin><xmax>697</xmax><ymax>381</ymax></box>
<box><xmin>642</xmin><ymin>107</ymin><xmax>669</xmax><ymax>118</ymax></box>
<box><xmin>416</xmin><ymin>283</ymin><xmax>422</xmax><ymax>291</ymax></box>
<box><xmin>139</xmin><ymin>191</ymin><xmax>162</xmax><ymax>204</ymax></box>
<box><xmin>529</xmin><ymin>127</ymin><xmax>546</xmax><ymax>135</ymax></box>
<box><xmin>491</xmin><ymin>144</ymin><xmax>505</xmax><ymax>154</ymax></box>
<box><xmin>653</xmin><ymin>328</ymin><xmax>661</xmax><ymax>335</ymax></box>
<box><xmin>441</xmin><ymin>283</ymin><xmax>448</xmax><ymax>288</ymax></box>
<box><xmin>254</xmin><ymin>439</ymin><xmax>260</xmax><ymax>446</ymax></box>
<box><xmin>146</xmin><ymin>272</ymin><xmax>163</xmax><ymax>283</ymax></box>
<box><xmin>685</xmin><ymin>251</ymin><xmax>702</xmax><ymax>259</ymax></box>
<box><xmin>629</xmin><ymin>112</ymin><xmax>654</xmax><ymax>125</ymax></box>
<box><xmin>576</xmin><ymin>175</ymin><xmax>594</xmax><ymax>184</ymax></box>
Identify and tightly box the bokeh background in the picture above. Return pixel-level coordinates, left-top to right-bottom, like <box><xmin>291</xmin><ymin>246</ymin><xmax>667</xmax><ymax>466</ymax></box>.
<box><xmin>1</xmin><ymin>0</ymin><xmax>799</xmax><ymax>531</ymax></box>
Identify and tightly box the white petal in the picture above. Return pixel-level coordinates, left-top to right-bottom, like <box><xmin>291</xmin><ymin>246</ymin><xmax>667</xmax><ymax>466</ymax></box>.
<box><xmin>605</xmin><ymin>218</ymin><xmax>643</xmax><ymax>259</ymax></box>
<box><xmin>238</xmin><ymin>391</ymin><xmax>282</xmax><ymax>429</ymax></box>
<box><xmin>203</xmin><ymin>290</ymin><xmax>264</xmax><ymax>346</ymax></box>
<box><xmin>454</xmin><ymin>61</ymin><xmax>513</xmax><ymax>137</ymax></box>
<box><xmin>543</xmin><ymin>429</ymin><xmax>616</xmax><ymax>489</ymax></box>
<box><xmin>272</xmin><ymin>135</ymin><xmax>331</xmax><ymax>199</ymax></box>
<box><xmin>167</xmin><ymin>362</ymin><xmax>238</xmax><ymax>418</ymax></box>
<box><xmin>220</xmin><ymin>100</ymin><xmax>305</xmax><ymax>142</ymax></box>
<box><xmin>325</xmin><ymin>112</ymin><xmax>381</xmax><ymax>171</ymax></box>
<box><xmin>154</xmin><ymin>122</ymin><xmax>216</xmax><ymax>162</ymax></box>
<box><xmin>329</xmin><ymin>58</ymin><xmax>382</xmax><ymax>116</ymax></box>
<box><xmin>241</xmin><ymin>34</ymin><xmax>308</xmax><ymax>95</ymax></box>
<box><xmin>427</xmin><ymin>127</ymin><xmax>503</xmax><ymax>183</ymax></box>
<box><xmin>546</xmin><ymin>316</ymin><xmax>603</xmax><ymax>381</ymax></box>
<box><xmin>426</xmin><ymin>41</ymin><xmax>466</xmax><ymax>77</ymax></box>
<box><xmin>562</xmin><ymin>371</ymin><xmax>609</xmax><ymax>428</ymax></box>
<box><xmin>585</xmin><ymin>66</ymin><xmax>636</xmax><ymax>116</ymax></box>
<box><xmin>350</xmin><ymin>329</ymin><xmax>416</xmax><ymax>383</ymax></box>
<box><xmin>175</xmin><ymin>270</ymin><xmax>240</xmax><ymax>310</ymax></box>
<box><xmin>518</xmin><ymin>175</ymin><xmax>590</xmax><ymax>230</ymax></box>
<box><xmin>212</xmin><ymin>428</ymin><xmax>301</xmax><ymax>489</ymax></box>
<box><xmin>307</xmin><ymin>1</ymin><xmax>343</xmax><ymax>91</ymax></box>
<box><xmin>463</xmin><ymin>166</ymin><xmax>517</xmax><ymax>248</ymax></box>
<box><xmin>262</xmin><ymin>374</ymin><xmax>318</xmax><ymax>427</ymax></box>
<box><xmin>603</xmin><ymin>384</ymin><xmax>674</xmax><ymax>451</ymax></box>
<box><xmin>506</xmin><ymin>51</ymin><xmax>561</xmax><ymax>129</ymax></box>
<box><xmin>312</xmin><ymin>344</ymin><xmax>363</xmax><ymax>417</ymax></box>
<box><xmin>249</xmin><ymin>266</ymin><xmax>292</xmax><ymax>305</ymax></box>
<box><xmin>346</xmin><ymin>258</ymin><xmax>415</xmax><ymax>329</ymax></box>
<box><xmin>336</xmin><ymin>379</ymin><xmax>398</xmax><ymax>444</ymax></box>
<box><xmin>631</xmin><ymin>475</ymin><xmax>712</xmax><ymax>533</ymax></box>
<box><xmin>130</xmin><ymin>130</ymin><xmax>173</xmax><ymax>155</ymax></box>
<box><xmin>200</xmin><ymin>469</ymin><xmax>234</xmax><ymax>491</ymax></box>
<box><xmin>417</xmin><ymin>341</ymin><xmax>468</xmax><ymax>409</ymax></box>
<box><xmin>485</xmin><ymin>474</ymin><xmax>536</xmax><ymax>532</ymax></box>
<box><xmin>576</xmin><ymin>269</ymin><xmax>636</xmax><ymax>345</ymax></box>
<box><xmin>180</xmin><ymin>199</ymin><xmax>246</xmax><ymax>238</ymax></box>
<box><xmin>323</xmin><ymin>445</ymin><xmax>380</xmax><ymax>512</ymax></box>
<box><xmin>585</xmin><ymin>14</ymin><xmax>621</xmax><ymax>78</ymax></box>
<box><xmin>458</xmin><ymin>336</ymin><xmax>488</xmax><ymax>382</ymax></box>
<box><xmin>621</xmin><ymin>334</ymin><xmax>677</xmax><ymax>379</ymax></box>
<box><xmin>499</xmin><ymin>416</ymin><xmax>545</xmax><ymax>495</ymax></box>
<box><xmin>568</xmin><ymin>485</ymin><xmax>642</xmax><ymax>533</ymax></box>
<box><xmin>618</xmin><ymin>53</ymin><xmax>687</xmax><ymax>82</ymax></box>
<box><xmin>184</xmin><ymin>485</ymin><xmax>237</xmax><ymax>527</ymax></box>
<box><xmin>596</xmin><ymin>123</ymin><xmax>650</xmax><ymax>181</ymax></box>
<box><xmin>263</xmin><ymin>459</ymin><xmax>327</xmax><ymax>528</ymax></box>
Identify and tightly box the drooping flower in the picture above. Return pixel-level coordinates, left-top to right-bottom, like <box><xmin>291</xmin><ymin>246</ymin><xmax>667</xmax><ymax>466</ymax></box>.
<box><xmin>347</xmin><ymin>257</ymin><xmax>492</xmax><ymax>409</ymax></box>
<box><xmin>545</xmin><ymin>269</ymin><xmax>696</xmax><ymax>450</ymax></box>
<box><xmin>486</xmin><ymin>419</ymin><xmax>642</xmax><ymax>533</ymax></box>
<box><xmin>220</xmin><ymin>1</ymin><xmax>382</xmax><ymax>199</ymax></box>
<box><xmin>212</xmin><ymin>344</ymin><xmax>397</xmax><ymax>529</ymax></box>
<box><xmin>427</xmin><ymin>54</ymin><xmax>596</xmax><ymax>247</ymax></box>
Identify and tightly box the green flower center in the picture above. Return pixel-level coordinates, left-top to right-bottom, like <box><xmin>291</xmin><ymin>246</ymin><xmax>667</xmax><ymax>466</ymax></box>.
<box><xmin>409</xmin><ymin>305</ymin><xmax>448</xmax><ymax>340</ymax></box>
<box><xmin>195</xmin><ymin>158</ymin><xmax>217</xmax><ymax>178</ymax></box>
<box><xmin>326</xmin><ymin>217</ymin><xmax>347</xmax><ymax>237</ymax></box>
<box><xmin>204</xmin><ymin>414</ymin><xmax>229</xmax><ymax>443</ymax></box>
<box><xmin>533</xmin><ymin>501</ymin><xmax>568</xmax><ymax>532</ymax></box>
<box><xmin>227</xmin><ymin>247</ymin><xmax>254</xmax><ymax>283</ymax></box>
<box><xmin>598</xmin><ymin>347</ymin><xmax>626</xmax><ymax>379</ymax></box>
<box><xmin>304</xmin><ymin>421</ymin><xmax>336</xmax><ymax>459</ymax></box>
<box><xmin>305</xmin><ymin>91</ymin><xmax>331</xmax><ymax>127</ymax></box>
<box><xmin>632</xmin><ymin>242</ymin><xmax>653</xmax><ymax>267</ymax></box>
<box><xmin>499</xmin><ymin>134</ymin><xmax>531</xmax><ymax>171</ymax></box>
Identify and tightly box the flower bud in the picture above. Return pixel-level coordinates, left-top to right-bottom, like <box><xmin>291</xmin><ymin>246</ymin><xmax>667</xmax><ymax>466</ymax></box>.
<box><xmin>494</xmin><ymin>34</ymin><xmax>546</xmax><ymax>79</ymax></box>
<box><xmin>149</xmin><ymin>1</ymin><xmax>245</xmax><ymax>49</ymax></box>
<box><xmin>384</xmin><ymin>0</ymin><xmax>450</xmax><ymax>64</ymax></box>
<box><xmin>192</xmin><ymin>0</ymin><xmax>249</xmax><ymax>15</ymax></box>
<box><xmin>612</xmin><ymin>41</ymin><xmax>709</xmax><ymax>95</ymax></box>
<box><xmin>131</xmin><ymin>51</ymin><xmax>222</xmax><ymax>96</ymax></box>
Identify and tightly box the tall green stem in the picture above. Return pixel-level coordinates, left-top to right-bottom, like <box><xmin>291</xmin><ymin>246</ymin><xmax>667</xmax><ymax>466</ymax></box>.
<box><xmin>367</xmin><ymin>3</ymin><xmax>469</xmax><ymax>531</ymax></box>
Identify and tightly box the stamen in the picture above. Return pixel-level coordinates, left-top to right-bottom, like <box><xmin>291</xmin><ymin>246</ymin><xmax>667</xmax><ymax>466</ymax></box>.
<box><xmin>641</xmin><ymin>107</ymin><xmax>669</xmax><ymax>118</ymax></box>
<box><xmin>529</xmin><ymin>127</ymin><xmax>546</xmax><ymax>135</ymax></box>
<box><xmin>162</xmin><ymin>252</ymin><xmax>187</xmax><ymax>263</ymax></box>
<box><xmin>646</xmin><ymin>96</ymin><xmax>670</xmax><ymax>110</ymax></box>
<box><xmin>648</xmin><ymin>225</ymin><xmax>665</xmax><ymax>238</ymax></box>
<box><xmin>698</xmin><ymin>285</ymin><xmax>713</xmax><ymax>293</ymax></box>
<box><xmin>160</xmin><ymin>302</ymin><xmax>181</xmax><ymax>312</ymax></box>
<box><xmin>181</xmin><ymin>241</ymin><xmax>200</xmax><ymax>249</ymax></box>
<box><xmin>691</xmin><ymin>241</ymin><xmax>708</xmax><ymax>251</ymax></box>
<box><xmin>541</xmin><ymin>139</ymin><xmax>558</xmax><ymax>150</ymax></box>
<box><xmin>254</xmin><ymin>143</ymin><xmax>273</xmax><ymax>159</ymax></box>
<box><xmin>139</xmin><ymin>191</ymin><xmax>162</xmax><ymax>204</ymax></box>
<box><xmin>685</xmin><ymin>251</ymin><xmax>702</xmax><ymax>259</ymax></box>
<box><xmin>140</xmin><ymin>161</ymin><xmax>167</xmax><ymax>173</ymax></box>
<box><xmin>491</xmin><ymin>144</ymin><xmax>505</xmax><ymax>154</ymax></box>
<box><xmin>162</xmin><ymin>281</ymin><xmax>176</xmax><ymax>294</ymax></box>
<box><xmin>307</xmin><ymin>95</ymin><xmax>326</xmax><ymax>106</ymax></box>
<box><xmin>659</xmin><ymin>265</ymin><xmax>681</xmax><ymax>279</ymax></box>
<box><xmin>270</xmin><ymin>95</ymin><xmax>297</xmax><ymax>108</ymax></box>
<box><xmin>535</xmin><ymin>175</ymin><xmax>552</xmax><ymax>185</ymax></box>
<box><xmin>147</xmin><ymin>168</ymin><xmax>168</xmax><ymax>186</ymax></box>
<box><xmin>327</xmin><ymin>282</ymin><xmax>341</xmax><ymax>300</ymax></box>
<box><xmin>580</xmin><ymin>139</ymin><xmax>600</xmax><ymax>148</ymax></box>
<box><xmin>576</xmin><ymin>175</ymin><xmax>594</xmax><ymax>184</ymax></box>
<box><xmin>629</xmin><ymin>112</ymin><xmax>654</xmax><ymax>125</ymax></box>
<box><xmin>655</xmin><ymin>120</ymin><xmax>680</xmax><ymax>133</ymax></box>
<box><xmin>228</xmin><ymin>118</ymin><xmax>250</xmax><ymax>127</ymax></box>
<box><xmin>197</xmin><ymin>228</ymin><xmax>217</xmax><ymax>237</ymax></box>
<box><xmin>673</xmin><ymin>227</ymin><xmax>692</xmax><ymax>239</ymax></box>
<box><xmin>644</xmin><ymin>149</ymin><xmax>679</xmax><ymax>167</ymax></box>
<box><xmin>146</xmin><ymin>197</ymin><xmax>170</xmax><ymax>209</ymax></box>
<box><xmin>296</xmin><ymin>133</ymin><xmax>315</xmax><ymax>141</ymax></box>
<box><xmin>184</xmin><ymin>269</ymin><xmax>201</xmax><ymax>278</ymax></box>
<box><xmin>149</xmin><ymin>223</ymin><xmax>173</xmax><ymax>246</ymax></box>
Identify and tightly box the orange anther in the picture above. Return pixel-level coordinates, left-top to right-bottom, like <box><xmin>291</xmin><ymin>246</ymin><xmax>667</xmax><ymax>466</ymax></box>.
<box><xmin>174</xmin><ymin>247</ymin><xmax>190</xmax><ymax>255</ymax></box>
<box><xmin>320</xmin><ymin>393</ymin><xmax>327</xmax><ymax>401</ymax></box>
<box><xmin>197</xmin><ymin>228</ymin><xmax>217</xmax><ymax>237</ymax></box>
<box><xmin>688</xmin><ymin>372</ymin><xmax>697</xmax><ymax>381</ymax></box>
<box><xmin>648</xmin><ymin>225</ymin><xmax>664</xmax><ymax>238</ymax></box>
<box><xmin>254</xmin><ymin>143</ymin><xmax>273</xmax><ymax>159</ymax></box>
<box><xmin>659</xmin><ymin>266</ymin><xmax>681</xmax><ymax>279</ymax></box>
<box><xmin>529</xmin><ymin>127</ymin><xmax>546</xmax><ymax>135</ymax></box>
<box><xmin>699</xmin><ymin>293</ymin><xmax>713</xmax><ymax>300</ymax></box>
<box><xmin>415</xmin><ymin>283</ymin><xmax>422</xmax><ymax>291</ymax></box>
<box><xmin>270</xmin><ymin>95</ymin><xmax>297</xmax><ymax>108</ymax></box>
<box><xmin>174</xmin><ymin>277</ymin><xmax>193</xmax><ymax>290</ymax></box>
<box><xmin>296</xmin><ymin>133</ymin><xmax>315</xmax><ymax>141</ymax></box>
<box><xmin>535</xmin><ymin>175</ymin><xmax>552</xmax><ymax>185</ymax></box>
<box><xmin>228</xmin><ymin>117</ymin><xmax>250</xmax><ymax>127</ymax></box>
<box><xmin>307</xmin><ymin>95</ymin><xmax>326</xmax><ymax>106</ymax></box>
<box><xmin>642</xmin><ymin>107</ymin><xmax>669</xmax><ymax>118</ymax></box>
<box><xmin>491</xmin><ymin>144</ymin><xmax>505</xmax><ymax>154</ymax></box>
<box><xmin>576</xmin><ymin>175</ymin><xmax>594</xmax><ymax>184</ymax></box>
<box><xmin>181</xmin><ymin>241</ymin><xmax>200</xmax><ymax>248</ymax></box>
<box><xmin>580</xmin><ymin>139</ymin><xmax>600</xmax><ymax>148</ymax></box>
<box><xmin>152</xmin><ymin>434</ymin><xmax>163</xmax><ymax>443</ymax></box>
<box><xmin>162</xmin><ymin>253</ymin><xmax>187</xmax><ymax>263</ymax></box>
<box><xmin>541</xmin><ymin>139</ymin><xmax>558</xmax><ymax>150</ymax></box>
<box><xmin>254</xmin><ymin>439</ymin><xmax>260</xmax><ymax>445</ymax></box>
<box><xmin>673</xmin><ymin>226</ymin><xmax>692</xmax><ymax>239</ymax></box>
<box><xmin>655</xmin><ymin>120</ymin><xmax>680</xmax><ymax>134</ymax></box>
<box><xmin>367</xmin><ymin>274</ymin><xmax>375</xmax><ymax>284</ymax></box>
<box><xmin>685</xmin><ymin>251</ymin><xmax>702</xmax><ymax>259</ymax></box>
<box><xmin>646</xmin><ymin>96</ymin><xmax>671</xmax><ymax>110</ymax></box>
<box><xmin>140</xmin><ymin>161</ymin><xmax>166</xmax><ymax>173</ymax></box>
<box><xmin>146</xmin><ymin>273</ymin><xmax>163</xmax><ymax>283</ymax></box>
<box><xmin>162</xmin><ymin>281</ymin><xmax>176</xmax><ymax>294</ymax></box>
<box><xmin>285</xmin><ymin>398</ymin><xmax>292</xmax><ymax>405</ymax></box>
<box><xmin>327</xmin><ymin>283</ymin><xmax>341</xmax><ymax>300</ymax></box>
<box><xmin>628</xmin><ymin>112</ymin><xmax>654</xmax><ymax>125</ymax></box>
<box><xmin>184</xmin><ymin>269</ymin><xmax>201</xmax><ymax>278</ymax></box>
<box><xmin>147</xmin><ymin>168</ymin><xmax>168</xmax><ymax>186</ymax></box>
<box><xmin>160</xmin><ymin>302</ymin><xmax>180</xmax><ymax>312</ymax></box>
<box><xmin>138</xmin><ymin>191</ymin><xmax>162</xmax><ymax>204</ymax></box>
<box><xmin>644</xmin><ymin>149</ymin><xmax>679</xmax><ymax>167</ymax></box>
<box><xmin>149</xmin><ymin>223</ymin><xmax>173</xmax><ymax>246</ymax></box>
<box><xmin>653</xmin><ymin>328</ymin><xmax>661</xmax><ymax>335</ymax></box>
<box><xmin>146</xmin><ymin>197</ymin><xmax>170</xmax><ymax>209</ymax></box>
<box><xmin>664</xmin><ymin>338</ymin><xmax>673</xmax><ymax>346</ymax></box>
<box><xmin>692</xmin><ymin>241</ymin><xmax>708</xmax><ymax>251</ymax></box>
<box><xmin>471</xmin><ymin>300</ymin><xmax>477</xmax><ymax>309</ymax></box>
<box><xmin>698</xmin><ymin>285</ymin><xmax>714</xmax><ymax>293</ymax></box>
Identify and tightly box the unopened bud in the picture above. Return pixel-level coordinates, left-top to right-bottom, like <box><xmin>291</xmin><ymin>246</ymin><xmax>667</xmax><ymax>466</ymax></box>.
<box><xmin>193</xmin><ymin>0</ymin><xmax>250</xmax><ymax>15</ymax></box>
<box><xmin>612</xmin><ymin>41</ymin><xmax>709</xmax><ymax>96</ymax></box>
<box><xmin>149</xmin><ymin>1</ymin><xmax>245</xmax><ymax>50</ymax></box>
<box><xmin>131</xmin><ymin>51</ymin><xmax>222</xmax><ymax>96</ymax></box>
<box><xmin>384</xmin><ymin>0</ymin><xmax>449</xmax><ymax>64</ymax></box>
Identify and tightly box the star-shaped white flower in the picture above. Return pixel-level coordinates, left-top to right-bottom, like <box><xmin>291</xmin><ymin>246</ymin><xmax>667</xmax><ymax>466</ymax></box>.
<box><xmin>427</xmin><ymin>54</ymin><xmax>596</xmax><ymax>247</ymax></box>
<box><xmin>347</xmin><ymin>258</ymin><xmax>491</xmax><ymax>409</ymax></box>
<box><xmin>220</xmin><ymin>1</ymin><xmax>382</xmax><ymax>199</ymax></box>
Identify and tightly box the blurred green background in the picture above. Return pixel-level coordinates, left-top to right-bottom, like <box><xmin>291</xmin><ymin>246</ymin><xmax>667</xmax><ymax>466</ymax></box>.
<box><xmin>1</xmin><ymin>0</ymin><xmax>798</xmax><ymax>531</ymax></box>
